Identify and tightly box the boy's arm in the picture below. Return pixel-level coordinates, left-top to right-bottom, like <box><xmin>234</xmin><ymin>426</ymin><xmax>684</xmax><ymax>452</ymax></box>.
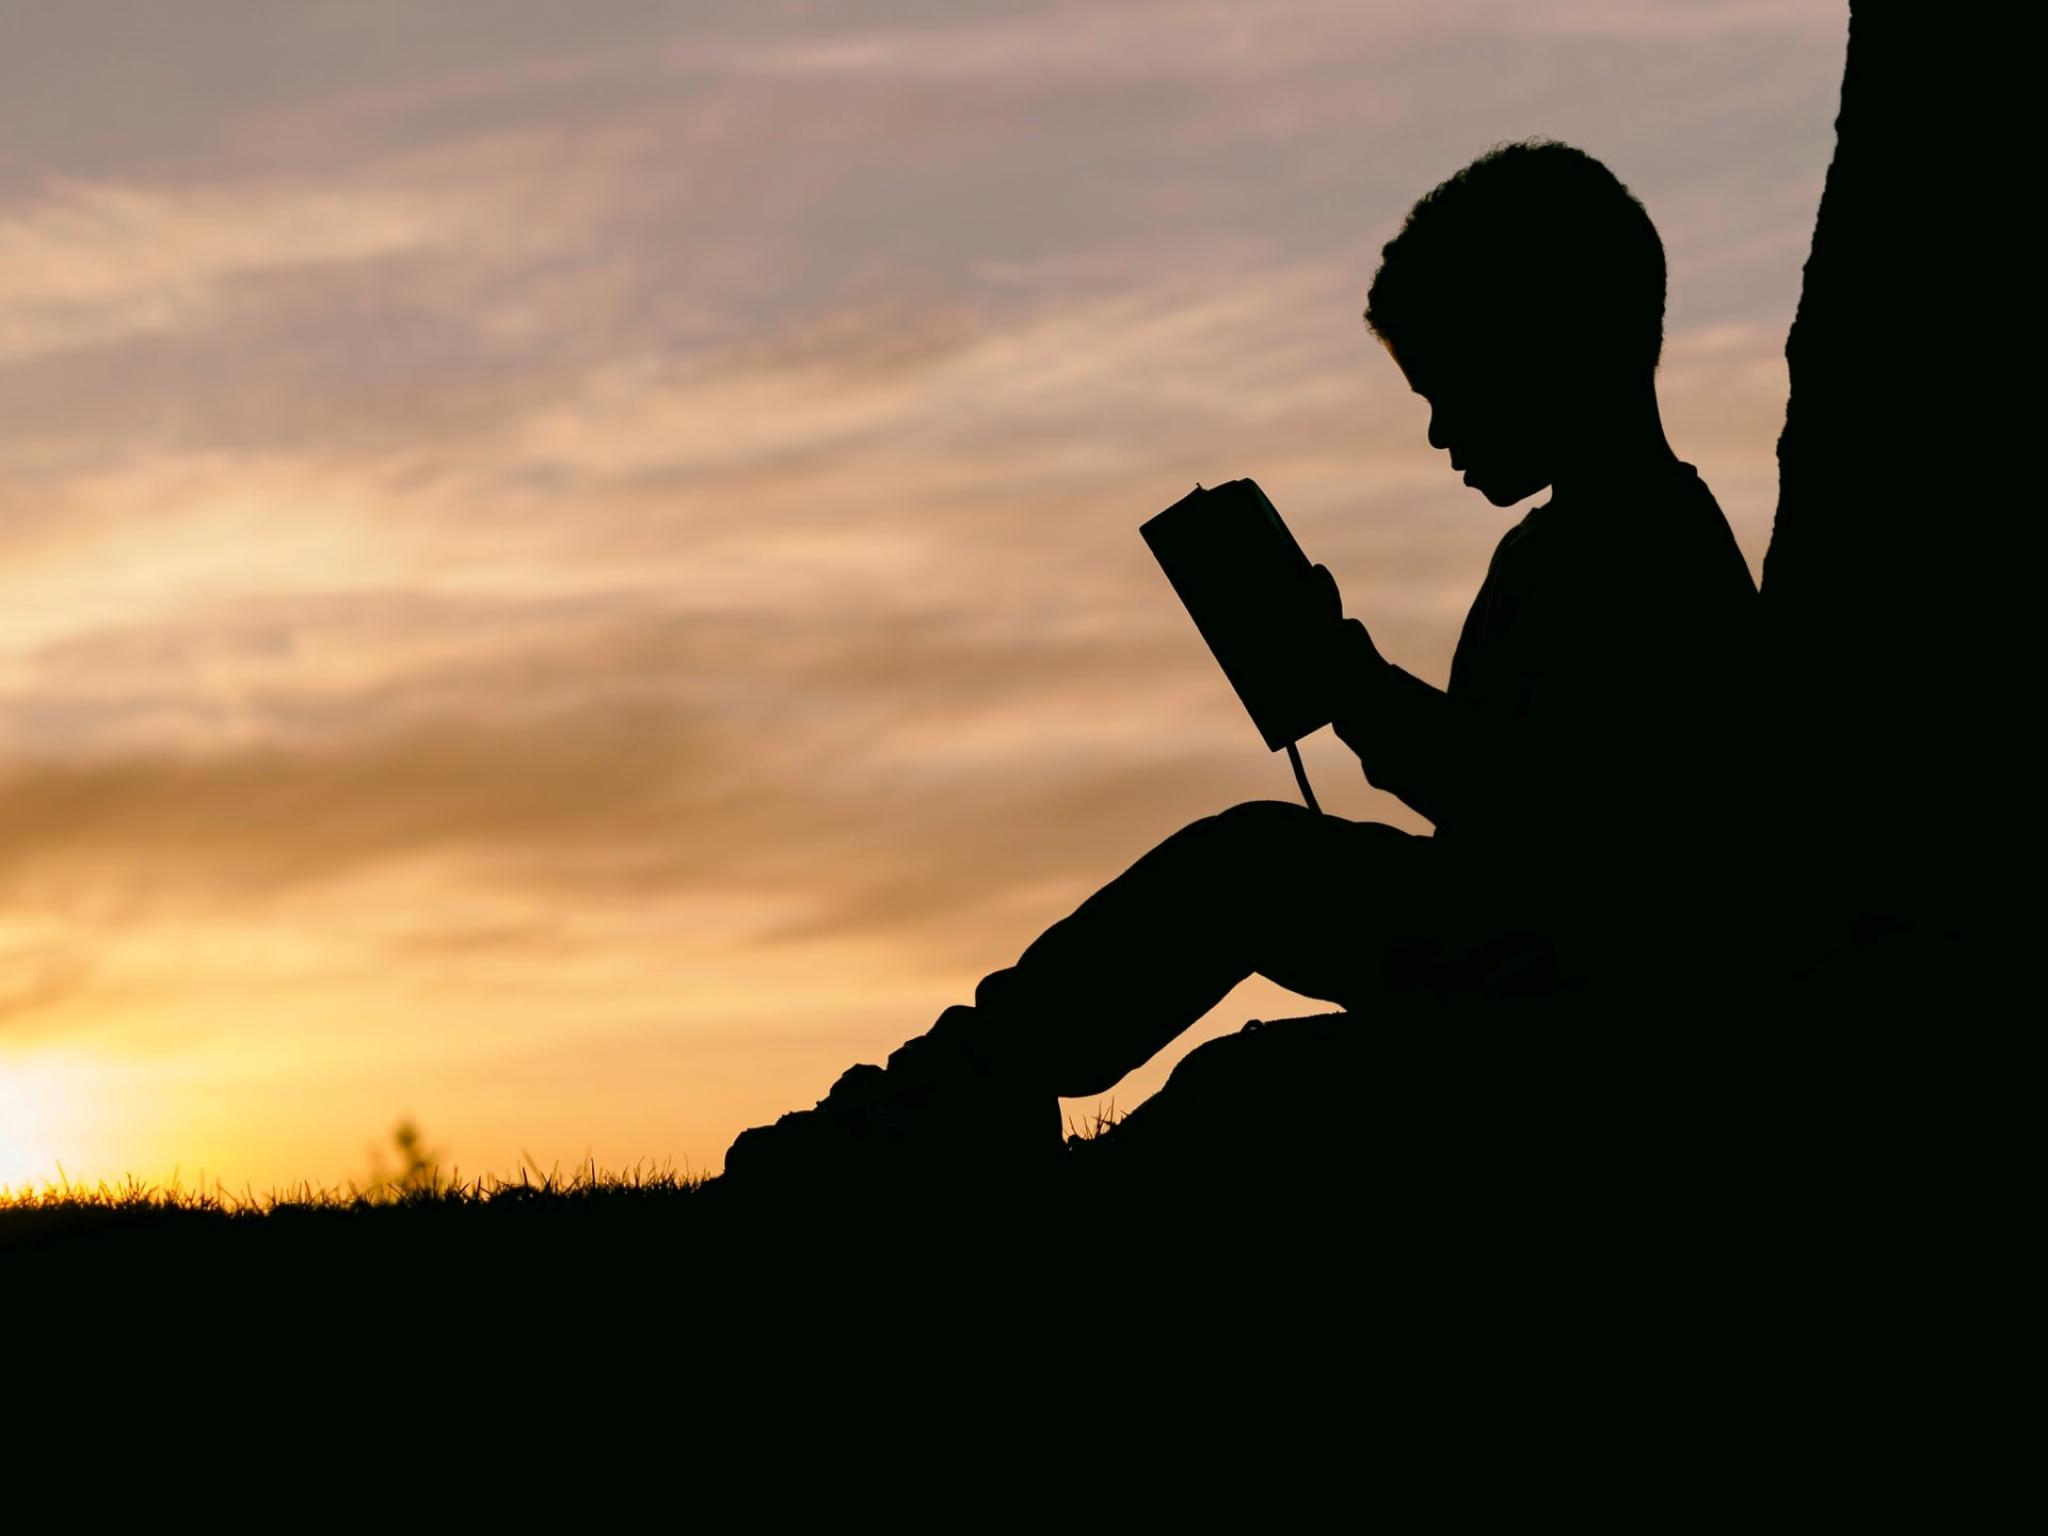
<box><xmin>1305</xmin><ymin>567</ymin><xmax>1495</xmax><ymax>828</ymax></box>
<box><xmin>1324</xmin><ymin>623</ymin><xmax>1494</xmax><ymax>830</ymax></box>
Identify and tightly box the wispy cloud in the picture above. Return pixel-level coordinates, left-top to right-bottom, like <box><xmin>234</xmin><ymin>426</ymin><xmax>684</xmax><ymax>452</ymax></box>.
<box><xmin>0</xmin><ymin>176</ymin><xmax>500</xmax><ymax>364</ymax></box>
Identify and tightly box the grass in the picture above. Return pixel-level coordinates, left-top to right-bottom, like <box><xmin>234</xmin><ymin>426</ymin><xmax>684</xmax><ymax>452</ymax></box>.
<box><xmin>1</xmin><ymin>1155</ymin><xmax>710</xmax><ymax>1216</ymax></box>
<box><xmin>0</xmin><ymin>1120</ymin><xmax>1161</xmax><ymax>1280</ymax></box>
<box><xmin>0</xmin><ymin>1101</ymin><xmax>1303</xmax><ymax>1337</ymax></box>
<box><xmin>1</xmin><ymin>1092</ymin><xmax>1907</xmax><ymax>1406</ymax></box>
<box><xmin>1</xmin><ymin>1155</ymin><xmax>724</xmax><ymax>1271</ymax></box>
<box><xmin>0</xmin><ymin>1103</ymin><xmax>1130</xmax><ymax>1239</ymax></box>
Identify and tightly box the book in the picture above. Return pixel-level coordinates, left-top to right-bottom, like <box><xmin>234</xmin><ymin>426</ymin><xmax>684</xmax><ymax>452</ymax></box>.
<box><xmin>1140</xmin><ymin>477</ymin><xmax>1333</xmax><ymax>753</ymax></box>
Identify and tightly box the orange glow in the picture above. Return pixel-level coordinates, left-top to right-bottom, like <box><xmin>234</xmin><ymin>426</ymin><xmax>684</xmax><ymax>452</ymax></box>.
<box><xmin>0</xmin><ymin>1051</ymin><xmax>96</xmax><ymax>1193</ymax></box>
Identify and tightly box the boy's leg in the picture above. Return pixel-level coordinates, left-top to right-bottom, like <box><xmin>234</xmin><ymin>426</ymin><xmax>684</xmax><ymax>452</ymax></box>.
<box><xmin>923</xmin><ymin>799</ymin><xmax>1440</xmax><ymax>1099</ymax></box>
<box><xmin>722</xmin><ymin>798</ymin><xmax>1442</xmax><ymax>1187</ymax></box>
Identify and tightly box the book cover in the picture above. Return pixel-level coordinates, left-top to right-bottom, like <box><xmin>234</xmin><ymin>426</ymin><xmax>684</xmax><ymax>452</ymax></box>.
<box><xmin>1141</xmin><ymin>478</ymin><xmax>1333</xmax><ymax>753</ymax></box>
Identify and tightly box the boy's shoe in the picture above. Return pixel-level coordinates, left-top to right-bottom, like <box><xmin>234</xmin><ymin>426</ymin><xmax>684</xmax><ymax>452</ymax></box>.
<box><xmin>718</xmin><ymin>1005</ymin><xmax>1064</xmax><ymax>1198</ymax></box>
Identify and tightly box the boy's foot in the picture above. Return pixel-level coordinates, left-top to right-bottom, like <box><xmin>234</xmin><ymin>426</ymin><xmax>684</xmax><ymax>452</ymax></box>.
<box><xmin>718</xmin><ymin>1005</ymin><xmax>1064</xmax><ymax>1198</ymax></box>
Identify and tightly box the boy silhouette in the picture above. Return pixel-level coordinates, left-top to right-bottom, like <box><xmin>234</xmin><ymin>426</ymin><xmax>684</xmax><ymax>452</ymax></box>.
<box><xmin>723</xmin><ymin>139</ymin><xmax>1761</xmax><ymax>1187</ymax></box>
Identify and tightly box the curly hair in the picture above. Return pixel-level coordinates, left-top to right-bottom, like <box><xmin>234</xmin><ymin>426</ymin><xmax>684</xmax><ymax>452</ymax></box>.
<box><xmin>1364</xmin><ymin>138</ymin><xmax>1666</xmax><ymax>375</ymax></box>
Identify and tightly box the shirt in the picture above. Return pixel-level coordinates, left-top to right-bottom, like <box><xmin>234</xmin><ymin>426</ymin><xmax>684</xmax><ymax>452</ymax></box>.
<box><xmin>1338</xmin><ymin>458</ymin><xmax>1762</xmax><ymax>933</ymax></box>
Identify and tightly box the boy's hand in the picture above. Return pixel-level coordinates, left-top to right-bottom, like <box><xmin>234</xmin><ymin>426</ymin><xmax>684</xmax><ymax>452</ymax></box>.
<box><xmin>1309</xmin><ymin>562</ymin><xmax>1386</xmax><ymax>668</ymax></box>
<box><xmin>1308</xmin><ymin>563</ymin><xmax>1389</xmax><ymax>735</ymax></box>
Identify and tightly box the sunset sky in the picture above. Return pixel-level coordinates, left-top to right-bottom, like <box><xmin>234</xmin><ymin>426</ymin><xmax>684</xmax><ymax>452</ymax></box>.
<box><xmin>0</xmin><ymin>0</ymin><xmax>1847</xmax><ymax>1192</ymax></box>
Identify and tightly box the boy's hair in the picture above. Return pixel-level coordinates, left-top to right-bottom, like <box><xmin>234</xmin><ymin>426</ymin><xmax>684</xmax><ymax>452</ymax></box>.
<box><xmin>1365</xmin><ymin>138</ymin><xmax>1666</xmax><ymax>375</ymax></box>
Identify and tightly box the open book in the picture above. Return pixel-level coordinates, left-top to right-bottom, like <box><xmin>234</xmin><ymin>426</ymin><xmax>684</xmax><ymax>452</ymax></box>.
<box><xmin>1140</xmin><ymin>477</ymin><xmax>1333</xmax><ymax>755</ymax></box>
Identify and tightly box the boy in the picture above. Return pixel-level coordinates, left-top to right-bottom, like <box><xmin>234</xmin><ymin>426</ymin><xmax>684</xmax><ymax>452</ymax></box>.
<box><xmin>723</xmin><ymin>139</ymin><xmax>1761</xmax><ymax>1187</ymax></box>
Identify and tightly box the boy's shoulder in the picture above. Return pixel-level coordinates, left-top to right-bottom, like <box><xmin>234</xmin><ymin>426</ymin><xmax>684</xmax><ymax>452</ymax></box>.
<box><xmin>1483</xmin><ymin>498</ymin><xmax>1566</xmax><ymax>576</ymax></box>
<box><xmin>1491</xmin><ymin>501</ymin><xmax>1552</xmax><ymax>557</ymax></box>
<box><xmin>1479</xmin><ymin>461</ymin><xmax>1755</xmax><ymax>615</ymax></box>
<box><xmin>1499</xmin><ymin>462</ymin><xmax>1738</xmax><ymax>560</ymax></box>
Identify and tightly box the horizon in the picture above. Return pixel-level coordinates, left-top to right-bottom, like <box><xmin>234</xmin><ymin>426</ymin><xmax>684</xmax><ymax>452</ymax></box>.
<box><xmin>1</xmin><ymin>0</ymin><xmax>1847</xmax><ymax>1193</ymax></box>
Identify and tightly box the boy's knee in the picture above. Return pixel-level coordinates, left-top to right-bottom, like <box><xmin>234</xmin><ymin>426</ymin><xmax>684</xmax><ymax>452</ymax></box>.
<box><xmin>1195</xmin><ymin>798</ymin><xmax>1328</xmax><ymax>859</ymax></box>
<box><xmin>1160</xmin><ymin>799</ymin><xmax>1323</xmax><ymax>885</ymax></box>
<box><xmin>1206</xmin><ymin>798</ymin><xmax>1316</xmax><ymax>837</ymax></box>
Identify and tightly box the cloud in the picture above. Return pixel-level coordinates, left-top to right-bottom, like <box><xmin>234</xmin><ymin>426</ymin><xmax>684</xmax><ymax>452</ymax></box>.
<box><xmin>0</xmin><ymin>596</ymin><xmax>1227</xmax><ymax>890</ymax></box>
<box><xmin>0</xmin><ymin>282</ymin><xmax>1791</xmax><ymax>948</ymax></box>
<box><xmin>0</xmin><ymin>937</ymin><xmax>96</xmax><ymax>1028</ymax></box>
<box><xmin>0</xmin><ymin>178</ymin><xmax>484</xmax><ymax>364</ymax></box>
<box><xmin>1516</xmin><ymin>0</ymin><xmax>1842</xmax><ymax>38</ymax></box>
<box><xmin>716</xmin><ymin>1</ymin><xmax>1843</xmax><ymax>82</ymax></box>
<box><xmin>495</xmin><ymin>264</ymin><xmax>1389</xmax><ymax>495</ymax></box>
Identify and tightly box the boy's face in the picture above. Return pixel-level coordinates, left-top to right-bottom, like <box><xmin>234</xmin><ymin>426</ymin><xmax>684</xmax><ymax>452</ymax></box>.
<box><xmin>1382</xmin><ymin>333</ymin><xmax>1556</xmax><ymax>508</ymax></box>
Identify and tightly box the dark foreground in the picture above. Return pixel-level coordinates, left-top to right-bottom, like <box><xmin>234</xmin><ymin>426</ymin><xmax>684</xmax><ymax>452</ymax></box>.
<box><xmin>9</xmin><ymin>928</ymin><xmax>2021</xmax><ymax>1340</ymax></box>
<box><xmin>5</xmin><ymin>947</ymin><xmax>2025</xmax><ymax>1491</ymax></box>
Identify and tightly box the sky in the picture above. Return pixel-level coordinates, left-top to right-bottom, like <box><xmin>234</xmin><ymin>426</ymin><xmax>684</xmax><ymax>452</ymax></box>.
<box><xmin>0</xmin><ymin>0</ymin><xmax>1848</xmax><ymax>1193</ymax></box>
